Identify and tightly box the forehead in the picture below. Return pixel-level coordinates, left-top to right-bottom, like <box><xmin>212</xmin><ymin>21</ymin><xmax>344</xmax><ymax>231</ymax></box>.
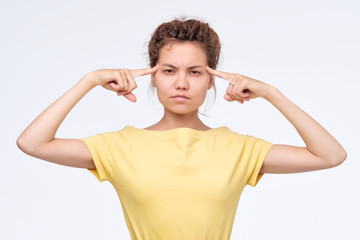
<box><xmin>158</xmin><ymin>41</ymin><xmax>207</xmax><ymax>66</ymax></box>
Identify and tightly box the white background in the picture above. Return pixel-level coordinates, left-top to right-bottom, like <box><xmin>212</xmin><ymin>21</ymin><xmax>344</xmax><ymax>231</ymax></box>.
<box><xmin>1</xmin><ymin>0</ymin><xmax>359</xmax><ymax>239</ymax></box>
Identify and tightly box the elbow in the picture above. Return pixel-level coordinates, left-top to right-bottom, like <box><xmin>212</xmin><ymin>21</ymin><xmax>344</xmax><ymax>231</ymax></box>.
<box><xmin>16</xmin><ymin>135</ymin><xmax>25</xmax><ymax>152</ymax></box>
<box><xmin>328</xmin><ymin>148</ymin><xmax>347</xmax><ymax>168</ymax></box>
<box><xmin>16</xmin><ymin>135</ymin><xmax>36</xmax><ymax>156</ymax></box>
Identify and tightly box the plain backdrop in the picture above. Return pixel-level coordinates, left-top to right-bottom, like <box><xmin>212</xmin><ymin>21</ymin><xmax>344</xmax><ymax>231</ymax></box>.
<box><xmin>1</xmin><ymin>0</ymin><xmax>359</xmax><ymax>239</ymax></box>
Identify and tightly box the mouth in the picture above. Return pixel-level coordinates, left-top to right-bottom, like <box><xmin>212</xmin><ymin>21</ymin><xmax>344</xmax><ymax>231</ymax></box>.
<box><xmin>171</xmin><ymin>95</ymin><xmax>190</xmax><ymax>99</ymax></box>
<box><xmin>171</xmin><ymin>95</ymin><xmax>190</xmax><ymax>102</ymax></box>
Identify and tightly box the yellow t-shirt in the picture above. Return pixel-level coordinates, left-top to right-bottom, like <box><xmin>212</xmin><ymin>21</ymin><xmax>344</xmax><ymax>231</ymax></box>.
<box><xmin>82</xmin><ymin>126</ymin><xmax>273</xmax><ymax>240</ymax></box>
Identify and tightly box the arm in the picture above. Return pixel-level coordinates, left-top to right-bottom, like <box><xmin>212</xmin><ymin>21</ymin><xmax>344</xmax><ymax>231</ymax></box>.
<box><xmin>260</xmin><ymin>87</ymin><xmax>347</xmax><ymax>173</ymax></box>
<box><xmin>17</xmin><ymin>77</ymin><xmax>96</xmax><ymax>169</ymax></box>
<box><xmin>206</xmin><ymin>66</ymin><xmax>347</xmax><ymax>173</ymax></box>
<box><xmin>17</xmin><ymin>66</ymin><xmax>158</xmax><ymax>169</ymax></box>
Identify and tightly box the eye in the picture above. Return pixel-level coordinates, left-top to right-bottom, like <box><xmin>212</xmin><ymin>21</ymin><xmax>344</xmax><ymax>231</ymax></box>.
<box><xmin>190</xmin><ymin>70</ymin><xmax>200</xmax><ymax>75</ymax></box>
<box><xmin>164</xmin><ymin>69</ymin><xmax>174</xmax><ymax>74</ymax></box>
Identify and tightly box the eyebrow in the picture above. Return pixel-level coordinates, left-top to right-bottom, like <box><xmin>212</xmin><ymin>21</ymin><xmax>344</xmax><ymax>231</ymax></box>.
<box><xmin>161</xmin><ymin>63</ymin><xmax>204</xmax><ymax>69</ymax></box>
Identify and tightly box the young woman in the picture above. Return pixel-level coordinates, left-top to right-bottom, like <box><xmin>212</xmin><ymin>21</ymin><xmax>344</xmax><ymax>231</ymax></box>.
<box><xmin>17</xmin><ymin>18</ymin><xmax>346</xmax><ymax>239</ymax></box>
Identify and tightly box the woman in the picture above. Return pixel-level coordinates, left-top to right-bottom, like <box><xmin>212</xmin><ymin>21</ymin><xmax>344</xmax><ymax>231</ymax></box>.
<box><xmin>17</xmin><ymin>18</ymin><xmax>346</xmax><ymax>239</ymax></box>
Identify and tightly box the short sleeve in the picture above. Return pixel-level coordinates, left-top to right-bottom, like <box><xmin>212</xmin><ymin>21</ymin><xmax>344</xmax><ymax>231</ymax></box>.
<box><xmin>244</xmin><ymin>135</ymin><xmax>273</xmax><ymax>187</ymax></box>
<box><xmin>81</xmin><ymin>131</ymin><xmax>124</xmax><ymax>182</ymax></box>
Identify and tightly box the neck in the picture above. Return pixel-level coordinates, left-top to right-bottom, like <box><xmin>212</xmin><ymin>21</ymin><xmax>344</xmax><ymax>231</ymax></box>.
<box><xmin>153</xmin><ymin>108</ymin><xmax>209</xmax><ymax>131</ymax></box>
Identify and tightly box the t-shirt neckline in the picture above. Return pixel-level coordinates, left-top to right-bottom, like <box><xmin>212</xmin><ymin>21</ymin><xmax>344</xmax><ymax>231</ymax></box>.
<box><xmin>123</xmin><ymin>125</ymin><xmax>230</xmax><ymax>138</ymax></box>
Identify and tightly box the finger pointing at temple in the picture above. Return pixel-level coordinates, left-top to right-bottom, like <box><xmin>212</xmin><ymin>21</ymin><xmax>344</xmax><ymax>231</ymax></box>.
<box><xmin>206</xmin><ymin>66</ymin><xmax>233</xmax><ymax>81</ymax></box>
<box><xmin>130</xmin><ymin>65</ymin><xmax>159</xmax><ymax>78</ymax></box>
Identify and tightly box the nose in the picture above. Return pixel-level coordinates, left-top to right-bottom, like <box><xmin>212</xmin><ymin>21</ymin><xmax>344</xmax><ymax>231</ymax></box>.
<box><xmin>175</xmin><ymin>73</ymin><xmax>189</xmax><ymax>90</ymax></box>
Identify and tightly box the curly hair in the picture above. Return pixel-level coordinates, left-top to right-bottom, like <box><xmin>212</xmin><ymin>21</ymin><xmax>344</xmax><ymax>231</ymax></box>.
<box><xmin>148</xmin><ymin>17</ymin><xmax>221</xmax><ymax>69</ymax></box>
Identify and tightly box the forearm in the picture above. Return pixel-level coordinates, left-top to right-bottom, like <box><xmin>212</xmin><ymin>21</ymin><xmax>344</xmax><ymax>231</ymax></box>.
<box><xmin>265</xmin><ymin>87</ymin><xmax>347</xmax><ymax>165</ymax></box>
<box><xmin>17</xmin><ymin>75</ymin><xmax>96</xmax><ymax>153</ymax></box>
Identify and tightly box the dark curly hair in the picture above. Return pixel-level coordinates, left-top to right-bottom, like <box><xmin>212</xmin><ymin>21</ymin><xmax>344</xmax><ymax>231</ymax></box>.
<box><xmin>148</xmin><ymin>18</ymin><xmax>221</xmax><ymax>69</ymax></box>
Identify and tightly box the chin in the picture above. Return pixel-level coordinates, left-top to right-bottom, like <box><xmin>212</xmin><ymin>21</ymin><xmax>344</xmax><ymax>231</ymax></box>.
<box><xmin>164</xmin><ymin>106</ymin><xmax>199</xmax><ymax>115</ymax></box>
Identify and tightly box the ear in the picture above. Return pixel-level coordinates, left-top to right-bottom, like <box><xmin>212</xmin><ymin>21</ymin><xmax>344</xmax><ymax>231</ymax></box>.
<box><xmin>207</xmin><ymin>75</ymin><xmax>214</xmax><ymax>90</ymax></box>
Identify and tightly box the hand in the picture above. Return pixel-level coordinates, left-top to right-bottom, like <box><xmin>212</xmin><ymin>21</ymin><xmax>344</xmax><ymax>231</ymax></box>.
<box><xmin>84</xmin><ymin>65</ymin><xmax>159</xmax><ymax>102</ymax></box>
<box><xmin>206</xmin><ymin>66</ymin><xmax>272</xmax><ymax>104</ymax></box>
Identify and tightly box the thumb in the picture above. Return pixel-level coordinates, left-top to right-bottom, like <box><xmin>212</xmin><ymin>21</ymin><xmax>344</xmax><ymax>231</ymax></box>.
<box><xmin>118</xmin><ymin>92</ymin><xmax>137</xmax><ymax>102</ymax></box>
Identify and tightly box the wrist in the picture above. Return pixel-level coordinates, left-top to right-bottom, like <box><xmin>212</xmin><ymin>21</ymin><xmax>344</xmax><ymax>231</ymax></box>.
<box><xmin>79</xmin><ymin>72</ymin><xmax>98</xmax><ymax>89</ymax></box>
<box><xmin>264</xmin><ymin>85</ymin><xmax>281</xmax><ymax>102</ymax></box>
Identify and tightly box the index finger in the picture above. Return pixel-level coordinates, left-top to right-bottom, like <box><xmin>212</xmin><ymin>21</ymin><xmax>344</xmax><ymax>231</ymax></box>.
<box><xmin>206</xmin><ymin>66</ymin><xmax>233</xmax><ymax>81</ymax></box>
<box><xmin>130</xmin><ymin>65</ymin><xmax>159</xmax><ymax>78</ymax></box>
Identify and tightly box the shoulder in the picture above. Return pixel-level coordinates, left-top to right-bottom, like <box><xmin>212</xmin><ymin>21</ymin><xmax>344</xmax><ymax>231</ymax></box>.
<box><xmin>220</xmin><ymin>127</ymin><xmax>273</xmax><ymax>149</ymax></box>
<box><xmin>83</xmin><ymin>127</ymin><xmax>129</xmax><ymax>142</ymax></box>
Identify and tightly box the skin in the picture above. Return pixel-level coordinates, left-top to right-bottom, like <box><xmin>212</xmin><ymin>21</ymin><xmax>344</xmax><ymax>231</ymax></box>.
<box><xmin>16</xmin><ymin>41</ymin><xmax>347</xmax><ymax>173</ymax></box>
<box><xmin>146</xmin><ymin>42</ymin><xmax>214</xmax><ymax>131</ymax></box>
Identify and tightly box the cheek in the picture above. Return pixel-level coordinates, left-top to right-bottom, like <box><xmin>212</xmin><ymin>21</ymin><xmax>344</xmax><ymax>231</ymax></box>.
<box><xmin>193</xmin><ymin>76</ymin><xmax>211</xmax><ymax>90</ymax></box>
<box><xmin>153</xmin><ymin>74</ymin><xmax>169</xmax><ymax>88</ymax></box>
<box><xmin>153</xmin><ymin>76</ymin><xmax>173</xmax><ymax>100</ymax></box>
